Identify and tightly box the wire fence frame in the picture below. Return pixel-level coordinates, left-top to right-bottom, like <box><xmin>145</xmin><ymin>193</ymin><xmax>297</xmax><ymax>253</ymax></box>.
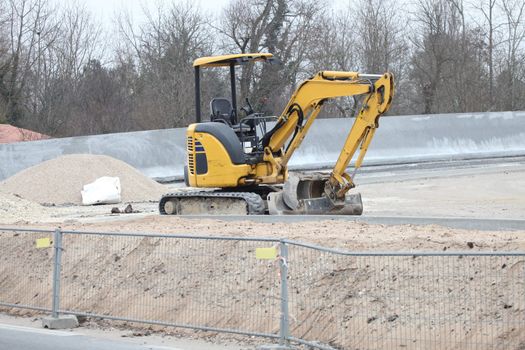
<box><xmin>0</xmin><ymin>226</ymin><xmax>524</xmax><ymax>350</ymax></box>
<box><xmin>57</xmin><ymin>230</ymin><xmax>285</xmax><ymax>341</ymax></box>
<box><xmin>0</xmin><ymin>227</ymin><xmax>55</xmax><ymax>313</ymax></box>
<box><xmin>283</xmin><ymin>240</ymin><xmax>525</xmax><ymax>350</ymax></box>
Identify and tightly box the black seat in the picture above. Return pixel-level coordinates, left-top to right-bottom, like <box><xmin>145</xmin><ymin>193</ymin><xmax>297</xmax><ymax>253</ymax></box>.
<box><xmin>194</xmin><ymin>122</ymin><xmax>245</xmax><ymax>164</ymax></box>
<box><xmin>210</xmin><ymin>97</ymin><xmax>254</xmax><ymax>135</ymax></box>
<box><xmin>210</xmin><ymin>98</ymin><xmax>234</xmax><ymax>125</ymax></box>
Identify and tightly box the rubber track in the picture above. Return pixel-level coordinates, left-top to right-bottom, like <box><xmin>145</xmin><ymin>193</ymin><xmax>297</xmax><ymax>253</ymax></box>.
<box><xmin>159</xmin><ymin>191</ymin><xmax>265</xmax><ymax>215</ymax></box>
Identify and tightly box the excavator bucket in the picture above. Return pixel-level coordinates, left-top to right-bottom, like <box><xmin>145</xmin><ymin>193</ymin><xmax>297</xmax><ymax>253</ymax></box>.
<box><xmin>267</xmin><ymin>172</ymin><xmax>363</xmax><ymax>215</ymax></box>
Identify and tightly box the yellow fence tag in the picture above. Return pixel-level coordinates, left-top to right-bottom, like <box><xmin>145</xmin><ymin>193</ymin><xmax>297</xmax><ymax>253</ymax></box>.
<box><xmin>36</xmin><ymin>237</ymin><xmax>52</xmax><ymax>249</ymax></box>
<box><xmin>256</xmin><ymin>247</ymin><xmax>277</xmax><ymax>260</ymax></box>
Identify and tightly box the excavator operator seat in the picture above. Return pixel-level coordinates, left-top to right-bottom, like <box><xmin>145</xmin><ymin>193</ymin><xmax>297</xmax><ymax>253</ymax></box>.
<box><xmin>210</xmin><ymin>98</ymin><xmax>234</xmax><ymax>125</ymax></box>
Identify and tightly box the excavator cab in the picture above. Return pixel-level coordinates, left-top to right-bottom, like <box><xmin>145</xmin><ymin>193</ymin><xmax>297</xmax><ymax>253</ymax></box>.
<box><xmin>193</xmin><ymin>53</ymin><xmax>279</xmax><ymax>157</ymax></box>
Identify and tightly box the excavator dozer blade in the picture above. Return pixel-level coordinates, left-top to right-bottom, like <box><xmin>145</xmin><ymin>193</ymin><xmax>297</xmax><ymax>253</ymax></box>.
<box><xmin>267</xmin><ymin>172</ymin><xmax>363</xmax><ymax>215</ymax></box>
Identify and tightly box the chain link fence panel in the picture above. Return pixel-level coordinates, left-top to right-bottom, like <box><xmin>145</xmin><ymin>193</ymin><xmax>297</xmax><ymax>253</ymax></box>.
<box><xmin>0</xmin><ymin>228</ymin><xmax>55</xmax><ymax>312</ymax></box>
<box><xmin>58</xmin><ymin>231</ymin><xmax>283</xmax><ymax>338</ymax></box>
<box><xmin>286</xmin><ymin>242</ymin><xmax>525</xmax><ymax>350</ymax></box>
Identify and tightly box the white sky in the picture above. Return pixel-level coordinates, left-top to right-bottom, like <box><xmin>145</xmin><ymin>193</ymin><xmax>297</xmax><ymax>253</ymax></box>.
<box><xmin>56</xmin><ymin>0</ymin><xmax>347</xmax><ymax>31</ymax></box>
<box><xmin>51</xmin><ymin>0</ymin><xmax>348</xmax><ymax>62</ymax></box>
<box><xmin>48</xmin><ymin>0</ymin><xmax>234</xmax><ymax>36</ymax></box>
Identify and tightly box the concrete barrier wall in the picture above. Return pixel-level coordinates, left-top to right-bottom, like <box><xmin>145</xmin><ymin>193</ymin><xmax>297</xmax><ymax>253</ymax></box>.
<box><xmin>0</xmin><ymin>128</ymin><xmax>187</xmax><ymax>182</ymax></box>
<box><xmin>291</xmin><ymin>110</ymin><xmax>525</xmax><ymax>169</ymax></box>
<box><xmin>1</xmin><ymin>111</ymin><xmax>524</xmax><ymax>182</ymax></box>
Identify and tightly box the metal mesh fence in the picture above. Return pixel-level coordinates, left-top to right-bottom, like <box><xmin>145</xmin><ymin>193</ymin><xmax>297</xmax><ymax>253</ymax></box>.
<box><xmin>0</xmin><ymin>228</ymin><xmax>54</xmax><ymax>312</ymax></box>
<box><xmin>58</xmin><ymin>231</ymin><xmax>283</xmax><ymax>338</ymax></box>
<box><xmin>0</xmin><ymin>227</ymin><xmax>524</xmax><ymax>349</ymax></box>
<box><xmin>286</xmin><ymin>242</ymin><xmax>525</xmax><ymax>350</ymax></box>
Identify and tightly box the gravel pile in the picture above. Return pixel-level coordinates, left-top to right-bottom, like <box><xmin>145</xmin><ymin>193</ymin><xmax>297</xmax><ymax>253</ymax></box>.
<box><xmin>0</xmin><ymin>154</ymin><xmax>166</xmax><ymax>205</ymax></box>
<box><xmin>0</xmin><ymin>189</ymin><xmax>49</xmax><ymax>223</ymax></box>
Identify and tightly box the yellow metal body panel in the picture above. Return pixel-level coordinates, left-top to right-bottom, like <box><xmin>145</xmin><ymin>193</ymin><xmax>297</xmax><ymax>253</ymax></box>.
<box><xmin>193</xmin><ymin>53</ymin><xmax>273</xmax><ymax>67</ymax></box>
<box><xmin>186</xmin><ymin>124</ymin><xmax>251</xmax><ymax>187</ymax></box>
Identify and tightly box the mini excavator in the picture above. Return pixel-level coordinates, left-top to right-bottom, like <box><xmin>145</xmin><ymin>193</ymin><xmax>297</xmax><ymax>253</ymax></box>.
<box><xmin>159</xmin><ymin>53</ymin><xmax>394</xmax><ymax>215</ymax></box>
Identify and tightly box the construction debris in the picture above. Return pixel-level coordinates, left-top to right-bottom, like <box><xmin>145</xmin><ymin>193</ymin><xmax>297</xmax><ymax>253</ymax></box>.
<box><xmin>81</xmin><ymin>176</ymin><xmax>122</xmax><ymax>206</ymax></box>
<box><xmin>110</xmin><ymin>204</ymin><xmax>136</xmax><ymax>214</ymax></box>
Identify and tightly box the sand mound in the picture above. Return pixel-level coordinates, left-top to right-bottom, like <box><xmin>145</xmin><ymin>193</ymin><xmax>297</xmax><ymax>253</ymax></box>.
<box><xmin>0</xmin><ymin>154</ymin><xmax>166</xmax><ymax>205</ymax></box>
<box><xmin>0</xmin><ymin>189</ymin><xmax>48</xmax><ymax>223</ymax></box>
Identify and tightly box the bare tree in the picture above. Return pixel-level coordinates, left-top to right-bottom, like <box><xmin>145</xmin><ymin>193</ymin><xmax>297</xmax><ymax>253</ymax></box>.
<box><xmin>355</xmin><ymin>0</ymin><xmax>404</xmax><ymax>72</ymax></box>
<box><xmin>307</xmin><ymin>7</ymin><xmax>358</xmax><ymax>72</ymax></box>
<box><xmin>55</xmin><ymin>2</ymin><xmax>103</xmax><ymax>80</ymax></box>
<box><xmin>0</xmin><ymin>0</ymin><xmax>57</xmax><ymax>125</ymax></box>
<box><xmin>353</xmin><ymin>0</ymin><xmax>410</xmax><ymax>114</ymax></box>
<box><xmin>116</xmin><ymin>0</ymin><xmax>214</xmax><ymax>129</ymax></box>
<box><xmin>0</xmin><ymin>1</ymin><xmax>9</xmax><ymax>122</ymax></box>
<box><xmin>499</xmin><ymin>0</ymin><xmax>525</xmax><ymax>110</ymax></box>
<box><xmin>411</xmin><ymin>0</ymin><xmax>482</xmax><ymax>113</ymax></box>
<box><xmin>218</xmin><ymin>0</ymin><xmax>325</xmax><ymax>115</ymax></box>
<box><xmin>253</xmin><ymin>0</ymin><xmax>325</xmax><ymax>113</ymax></box>
<box><xmin>303</xmin><ymin>8</ymin><xmax>360</xmax><ymax>118</ymax></box>
<box><xmin>219</xmin><ymin>0</ymin><xmax>279</xmax><ymax>103</ymax></box>
<box><xmin>3</xmin><ymin>0</ymin><xmax>525</xmax><ymax>138</ymax></box>
<box><xmin>473</xmin><ymin>0</ymin><xmax>500</xmax><ymax>107</ymax></box>
<box><xmin>30</xmin><ymin>3</ymin><xmax>104</xmax><ymax>135</ymax></box>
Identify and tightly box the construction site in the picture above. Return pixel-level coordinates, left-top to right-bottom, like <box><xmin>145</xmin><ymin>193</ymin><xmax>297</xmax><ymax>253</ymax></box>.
<box><xmin>0</xmin><ymin>3</ymin><xmax>525</xmax><ymax>342</ymax></box>
<box><xmin>1</xmin><ymin>87</ymin><xmax>525</xmax><ymax>349</ymax></box>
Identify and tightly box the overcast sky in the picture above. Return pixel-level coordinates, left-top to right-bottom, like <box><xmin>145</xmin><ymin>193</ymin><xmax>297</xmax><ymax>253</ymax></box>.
<box><xmin>55</xmin><ymin>0</ymin><xmax>348</xmax><ymax>31</ymax></box>
<box><xmin>50</xmin><ymin>0</ymin><xmax>350</xmax><ymax>62</ymax></box>
<box><xmin>84</xmin><ymin>0</ymin><xmax>232</xmax><ymax>20</ymax></box>
<box><xmin>66</xmin><ymin>0</ymin><xmax>226</xmax><ymax>28</ymax></box>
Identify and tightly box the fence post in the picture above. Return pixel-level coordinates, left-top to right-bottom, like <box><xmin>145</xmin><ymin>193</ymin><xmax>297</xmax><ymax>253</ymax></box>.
<box><xmin>51</xmin><ymin>228</ymin><xmax>63</xmax><ymax>318</ymax></box>
<box><xmin>279</xmin><ymin>241</ymin><xmax>290</xmax><ymax>346</ymax></box>
<box><xmin>42</xmin><ymin>228</ymin><xmax>77</xmax><ymax>329</ymax></box>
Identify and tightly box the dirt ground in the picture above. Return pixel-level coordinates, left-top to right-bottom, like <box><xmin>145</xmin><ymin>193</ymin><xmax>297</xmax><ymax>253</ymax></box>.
<box><xmin>358</xmin><ymin>161</ymin><xmax>525</xmax><ymax>219</ymax></box>
<box><xmin>1</xmin><ymin>161</ymin><xmax>524</xmax><ymax>349</ymax></box>
<box><xmin>2</xmin><ymin>160</ymin><xmax>524</xmax><ymax>225</ymax></box>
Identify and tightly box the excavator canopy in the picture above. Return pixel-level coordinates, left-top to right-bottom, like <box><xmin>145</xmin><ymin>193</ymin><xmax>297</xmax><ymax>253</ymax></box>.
<box><xmin>193</xmin><ymin>53</ymin><xmax>274</xmax><ymax>67</ymax></box>
<box><xmin>193</xmin><ymin>52</ymin><xmax>277</xmax><ymax>123</ymax></box>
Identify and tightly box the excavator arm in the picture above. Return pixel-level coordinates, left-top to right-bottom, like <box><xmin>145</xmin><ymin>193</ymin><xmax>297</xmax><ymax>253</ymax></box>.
<box><xmin>265</xmin><ymin>71</ymin><xmax>394</xmax><ymax>213</ymax></box>
<box><xmin>325</xmin><ymin>72</ymin><xmax>394</xmax><ymax>201</ymax></box>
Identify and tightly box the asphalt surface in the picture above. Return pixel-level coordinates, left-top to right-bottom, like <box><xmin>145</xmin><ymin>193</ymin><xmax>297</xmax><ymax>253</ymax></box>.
<box><xmin>177</xmin><ymin>215</ymin><xmax>525</xmax><ymax>231</ymax></box>
<box><xmin>0</xmin><ymin>322</ymin><xmax>246</xmax><ymax>350</ymax></box>
<box><xmin>168</xmin><ymin>157</ymin><xmax>525</xmax><ymax>230</ymax></box>
<box><xmin>0</xmin><ymin>324</ymin><xmax>184</xmax><ymax>350</ymax></box>
<box><xmin>0</xmin><ymin>323</ymin><xmax>177</xmax><ymax>350</ymax></box>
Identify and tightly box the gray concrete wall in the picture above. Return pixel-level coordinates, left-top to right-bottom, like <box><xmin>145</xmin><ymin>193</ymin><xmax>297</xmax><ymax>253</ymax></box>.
<box><xmin>291</xmin><ymin>110</ymin><xmax>525</xmax><ymax>169</ymax></box>
<box><xmin>1</xmin><ymin>111</ymin><xmax>524</xmax><ymax>182</ymax></box>
<box><xmin>0</xmin><ymin>128</ymin><xmax>187</xmax><ymax>182</ymax></box>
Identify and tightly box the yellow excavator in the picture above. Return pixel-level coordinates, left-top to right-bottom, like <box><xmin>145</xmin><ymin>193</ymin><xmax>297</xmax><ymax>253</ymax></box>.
<box><xmin>159</xmin><ymin>53</ymin><xmax>394</xmax><ymax>215</ymax></box>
